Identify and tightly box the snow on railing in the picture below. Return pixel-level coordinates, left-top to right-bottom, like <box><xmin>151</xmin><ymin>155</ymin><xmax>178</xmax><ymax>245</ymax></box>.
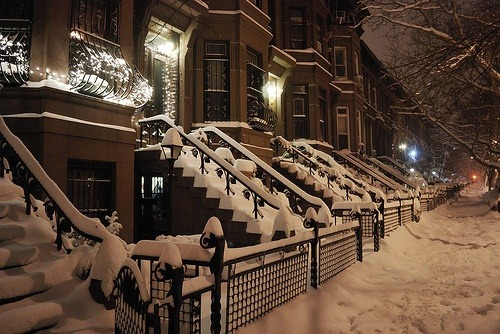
<box><xmin>120</xmin><ymin>215</ymin><xmax>362</xmax><ymax>333</ymax></box>
<box><xmin>331</xmin><ymin>150</ymin><xmax>412</xmax><ymax>198</ymax></box>
<box><xmin>198</xmin><ymin>126</ymin><xmax>333</xmax><ymax>224</ymax></box>
<box><xmin>138</xmin><ymin>115</ymin><xmax>334</xmax><ymax>227</ymax></box>
<box><xmin>273</xmin><ymin>136</ymin><xmax>385</xmax><ymax>204</ymax></box>
<box><xmin>0</xmin><ymin>116</ymin><xmax>127</xmax><ymax>307</ymax></box>
<box><xmin>0</xmin><ymin>116</ymin><xmax>110</xmax><ymax>243</ymax></box>
<box><xmin>138</xmin><ymin>115</ymin><xmax>283</xmax><ymax>214</ymax></box>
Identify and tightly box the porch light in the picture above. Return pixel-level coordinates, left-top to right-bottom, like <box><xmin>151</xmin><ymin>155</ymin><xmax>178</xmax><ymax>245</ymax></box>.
<box><xmin>160</xmin><ymin>128</ymin><xmax>183</xmax><ymax>161</ymax></box>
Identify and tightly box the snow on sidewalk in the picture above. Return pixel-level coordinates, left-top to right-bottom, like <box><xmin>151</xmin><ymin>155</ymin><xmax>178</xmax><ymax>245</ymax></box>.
<box><xmin>237</xmin><ymin>188</ymin><xmax>500</xmax><ymax>334</ymax></box>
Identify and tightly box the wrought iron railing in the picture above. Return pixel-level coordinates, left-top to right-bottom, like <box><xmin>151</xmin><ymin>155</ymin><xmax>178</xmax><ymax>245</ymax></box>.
<box><xmin>357</xmin><ymin>154</ymin><xmax>419</xmax><ymax>190</ymax></box>
<box><xmin>0</xmin><ymin>18</ymin><xmax>32</xmax><ymax>85</ymax></box>
<box><xmin>272</xmin><ymin>138</ymin><xmax>382</xmax><ymax>250</ymax></box>
<box><xmin>69</xmin><ymin>28</ymin><xmax>151</xmax><ymax>107</ymax></box>
<box><xmin>331</xmin><ymin>150</ymin><xmax>409</xmax><ymax>197</ymax></box>
<box><xmin>138</xmin><ymin>116</ymin><xmax>283</xmax><ymax>220</ymax></box>
<box><xmin>196</xmin><ymin>126</ymin><xmax>331</xmax><ymax>219</ymax></box>
<box><xmin>0</xmin><ymin>117</ymin><xmax>106</xmax><ymax>250</ymax></box>
<box><xmin>247</xmin><ymin>96</ymin><xmax>277</xmax><ymax>132</ymax></box>
<box><xmin>115</xmin><ymin>214</ymin><xmax>362</xmax><ymax>334</ymax></box>
<box><xmin>0</xmin><ymin>116</ymin><xmax>120</xmax><ymax>308</ymax></box>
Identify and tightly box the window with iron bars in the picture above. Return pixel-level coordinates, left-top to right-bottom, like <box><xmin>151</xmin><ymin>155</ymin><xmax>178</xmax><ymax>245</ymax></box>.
<box><xmin>67</xmin><ymin>159</ymin><xmax>115</xmax><ymax>224</ymax></box>
<box><xmin>71</xmin><ymin>0</ymin><xmax>120</xmax><ymax>43</ymax></box>
<box><xmin>204</xmin><ymin>41</ymin><xmax>230</xmax><ymax>121</ymax></box>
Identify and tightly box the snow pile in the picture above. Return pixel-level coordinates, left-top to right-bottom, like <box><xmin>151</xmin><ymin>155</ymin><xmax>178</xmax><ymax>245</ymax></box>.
<box><xmin>0</xmin><ymin>174</ymin><xmax>116</xmax><ymax>333</ymax></box>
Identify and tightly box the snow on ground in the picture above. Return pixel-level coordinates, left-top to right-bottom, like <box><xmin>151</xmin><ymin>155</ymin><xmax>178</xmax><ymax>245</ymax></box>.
<box><xmin>238</xmin><ymin>185</ymin><xmax>500</xmax><ymax>334</ymax></box>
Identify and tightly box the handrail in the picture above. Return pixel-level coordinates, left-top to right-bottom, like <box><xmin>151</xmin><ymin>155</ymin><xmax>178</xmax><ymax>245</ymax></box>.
<box><xmin>332</xmin><ymin>150</ymin><xmax>411</xmax><ymax>197</ymax></box>
<box><xmin>138</xmin><ymin>115</ymin><xmax>284</xmax><ymax>220</ymax></box>
<box><xmin>361</xmin><ymin>155</ymin><xmax>419</xmax><ymax>190</ymax></box>
<box><xmin>272</xmin><ymin>137</ymin><xmax>380</xmax><ymax>203</ymax></box>
<box><xmin>197</xmin><ymin>126</ymin><xmax>333</xmax><ymax>222</ymax></box>
<box><xmin>0</xmin><ymin>116</ymin><xmax>108</xmax><ymax>247</ymax></box>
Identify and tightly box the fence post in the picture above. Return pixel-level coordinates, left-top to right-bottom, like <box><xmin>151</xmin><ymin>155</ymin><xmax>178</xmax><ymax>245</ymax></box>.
<box><xmin>373</xmin><ymin>212</ymin><xmax>380</xmax><ymax>252</ymax></box>
<box><xmin>398</xmin><ymin>199</ymin><xmax>402</xmax><ymax>226</ymax></box>
<box><xmin>167</xmin><ymin>267</ymin><xmax>184</xmax><ymax>334</ymax></box>
<box><xmin>356</xmin><ymin>222</ymin><xmax>363</xmax><ymax>262</ymax></box>
<box><xmin>379</xmin><ymin>201</ymin><xmax>385</xmax><ymax>239</ymax></box>
<box><xmin>304</xmin><ymin>208</ymin><xmax>319</xmax><ymax>288</ymax></box>
<box><xmin>200</xmin><ymin>218</ymin><xmax>225</xmax><ymax>334</ymax></box>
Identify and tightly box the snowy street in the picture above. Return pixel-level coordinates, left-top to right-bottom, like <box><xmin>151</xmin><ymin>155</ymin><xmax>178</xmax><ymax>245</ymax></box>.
<box><xmin>238</xmin><ymin>187</ymin><xmax>500</xmax><ymax>334</ymax></box>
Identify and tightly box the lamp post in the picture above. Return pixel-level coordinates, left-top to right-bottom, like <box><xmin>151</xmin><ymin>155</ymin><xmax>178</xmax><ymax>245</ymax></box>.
<box><xmin>160</xmin><ymin>128</ymin><xmax>183</xmax><ymax>235</ymax></box>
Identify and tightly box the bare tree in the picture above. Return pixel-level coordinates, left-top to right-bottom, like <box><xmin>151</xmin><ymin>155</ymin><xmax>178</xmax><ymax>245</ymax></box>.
<box><xmin>358</xmin><ymin>0</ymin><xmax>500</xmax><ymax>185</ymax></box>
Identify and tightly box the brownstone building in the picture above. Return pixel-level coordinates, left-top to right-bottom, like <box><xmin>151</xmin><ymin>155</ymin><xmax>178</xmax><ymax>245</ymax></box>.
<box><xmin>0</xmin><ymin>0</ymin><xmax>425</xmax><ymax>242</ymax></box>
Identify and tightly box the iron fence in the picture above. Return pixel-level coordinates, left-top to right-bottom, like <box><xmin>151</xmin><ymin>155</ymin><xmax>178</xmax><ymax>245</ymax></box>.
<box><xmin>114</xmin><ymin>215</ymin><xmax>362</xmax><ymax>334</ymax></box>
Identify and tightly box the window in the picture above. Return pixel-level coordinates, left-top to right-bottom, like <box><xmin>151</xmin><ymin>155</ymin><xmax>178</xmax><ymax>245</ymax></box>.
<box><xmin>204</xmin><ymin>41</ymin><xmax>230</xmax><ymax>121</ymax></box>
<box><xmin>319</xmin><ymin>89</ymin><xmax>327</xmax><ymax>141</ymax></box>
<box><xmin>67</xmin><ymin>159</ymin><xmax>114</xmax><ymax>223</ymax></box>
<box><xmin>249</xmin><ymin>0</ymin><xmax>262</xmax><ymax>9</ymax></box>
<box><xmin>353</xmin><ymin>51</ymin><xmax>360</xmax><ymax>76</ymax></box>
<box><xmin>144</xmin><ymin>18</ymin><xmax>180</xmax><ymax>119</ymax></box>
<box><xmin>0</xmin><ymin>0</ymin><xmax>34</xmax><ymax>85</ymax></box>
<box><xmin>247</xmin><ymin>48</ymin><xmax>265</xmax><ymax>102</ymax></box>
<box><xmin>373</xmin><ymin>87</ymin><xmax>378</xmax><ymax>109</ymax></box>
<box><xmin>367</xmin><ymin>80</ymin><xmax>371</xmax><ymax>104</ymax></box>
<box><xmin>316</xmin><ymin>16</ymin><xmax>324</xmax><ymax>55</ymax></box>
<box><xmin>71</xmin><ymin>0</ymin><xmax>120</xmax><ymax>43</ymax></box>
<box><xmin>334</xmin><ymin>47</ymin><xmax>347</xmax><ymax>80</ymax></box>
<box><xmin>292</xmin><ymin>84</ymin><xmax>308</xmax><ymax>139</ymax></box>
<box><xmin>356</xmin><ymin>109</ymin><xmax>363</xmax><ymax>148</ymax></box>
<box><xmin>290</xmin><ymin>9</ymin><xmax>306</xmax><ymax>49</ymax></box>
<box><xmin>337</xmin><ymin>107</ymin><xmax>349</xmax><ymax>150</ymax></box>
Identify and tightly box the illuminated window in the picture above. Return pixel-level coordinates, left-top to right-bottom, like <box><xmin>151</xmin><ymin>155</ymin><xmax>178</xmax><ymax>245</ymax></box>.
<box><xmin>144</xmin><ymin>17</ymin><xmax>180</xmax><ymax>120</ymax></box>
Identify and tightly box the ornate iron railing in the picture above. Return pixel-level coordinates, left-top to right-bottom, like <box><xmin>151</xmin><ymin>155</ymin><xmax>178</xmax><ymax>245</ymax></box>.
<box><xmin>272</xmin><ymin>138</ymin><xmax>383</xmax><ymax>250</ymax></box>
<box><xmin>246</xmin><ymin>62</ymin><xmax>277</xmax><ymax>132</ymax></box>
<box><xmin>0</xmin><ymin>18</ymin><xmax>32</xmax><ymax>85</ymax></box>
<box><xmin>0</xmin><ymin>116</ymin><xmax>122</xmax><ymax>309</ymax></box>
<box><xmin>331</xmin><ymin>150</ymin><xmax>408</xmax><ymax>197</ymax></box>
<box><xmin>0</xmin><ymin>117</ymin><xmax>104</xmax><ymax>251</ymax></box>
<box><xmin>138</xmin><ymin>116</ymin><xmax>283</xmax><ymax>220</ymax></box>
<box><xmin>247</xmin><ymin>96</ymin><xmax>277</xmax><ymax>132</ymax></box>
<box><xmin>116</xmin><ymin>218</ymin><xmax>225</xmax><ymax>334</ymax></box>
<box><xmin>69</xmin><ymin>28</ymin><xmax>151</xmax><ymax>107</ymax></box>
<box><xmin>115</xmin><ymin>214</ymin><xmax>362</xmax><ymax>334</ymax></box>
<box><xmin>196</xmin><ymin>126</ymin><xmax>330</xmax><ymax>218</ymax></box>
<box><xmin>357</xmin><ymin>154</ymin><xmax>418</xmax><ymax>190</ymax></box>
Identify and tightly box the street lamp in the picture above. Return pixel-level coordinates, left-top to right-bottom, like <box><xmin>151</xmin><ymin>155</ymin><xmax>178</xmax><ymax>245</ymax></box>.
<box><xmin>160</xmin><ymin>128</ymin><xmax>183</xmax><ymax>235</ymax></box>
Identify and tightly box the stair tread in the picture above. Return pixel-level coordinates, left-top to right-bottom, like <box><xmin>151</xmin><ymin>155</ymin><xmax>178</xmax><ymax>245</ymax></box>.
<box><xmin>0</xmin><ymin>224</ymin><xmax>26</xmax><ymax>242</ymax></box>
<box><xmin>0</xmin><ymin>244</ymin><xmax>39</xmax><ymax>269</ymax></box>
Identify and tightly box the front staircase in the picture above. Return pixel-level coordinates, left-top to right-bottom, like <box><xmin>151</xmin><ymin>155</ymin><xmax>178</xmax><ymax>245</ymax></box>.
<box><xmin>0</xmin><ymin>173</ymin><xmax>114</xmax><ymax>333</ymax></box>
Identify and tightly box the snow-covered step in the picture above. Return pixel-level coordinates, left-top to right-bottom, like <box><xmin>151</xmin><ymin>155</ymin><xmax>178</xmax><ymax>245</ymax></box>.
<box><xmin>0</xmin><ymin>243</ymin><xmax>39</xmax><ymax>269</ymax></box>
<box><xmin>0</xmin><ymin>301</ymin><xmax>62</xmax><ymax>333</ymax></box>
<box><xmin>0</xmin><ymin>224</ymin><xmax>26</xmax><ymax>243</ymax></box>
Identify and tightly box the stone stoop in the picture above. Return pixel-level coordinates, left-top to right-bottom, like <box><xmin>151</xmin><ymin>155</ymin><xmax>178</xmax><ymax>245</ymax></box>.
<box><xmin>272</xmin><ymin>160</ymin><xmax>334</xmax><ymax>208</ymax></box>
<box><xmin>171</xmin><ymin>166</ymin><xmax>260</xmax><ymax>247</ymax></box>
